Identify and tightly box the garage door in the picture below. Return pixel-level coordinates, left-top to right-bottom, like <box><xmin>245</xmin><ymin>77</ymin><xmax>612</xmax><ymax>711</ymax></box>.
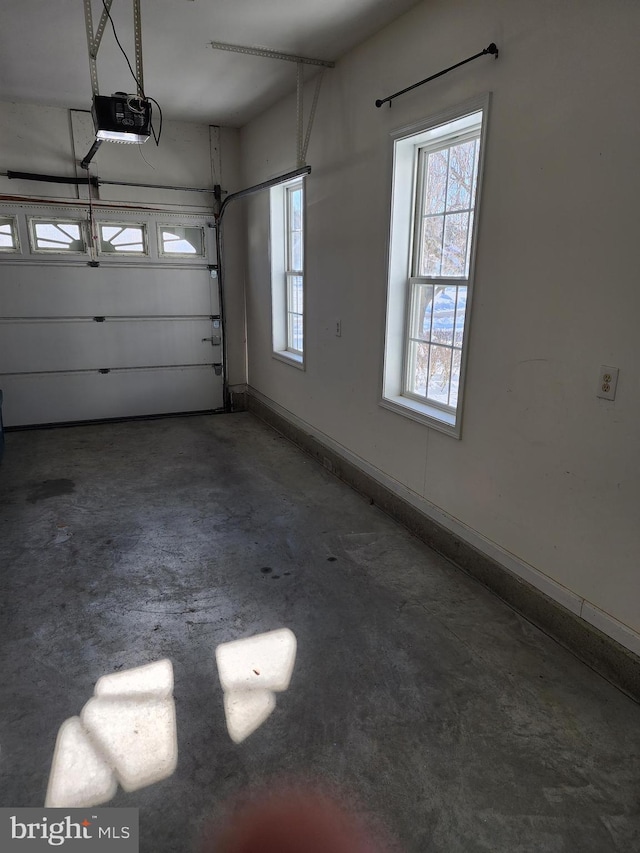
<box><xmin>0</xmin><ymin>203</ymin><xmax>223</xmax><ymax>427</ymax></box>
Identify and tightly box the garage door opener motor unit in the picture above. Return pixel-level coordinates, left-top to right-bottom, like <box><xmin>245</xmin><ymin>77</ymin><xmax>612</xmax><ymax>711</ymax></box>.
<box><xmin>92</xmin><ymin>93</ymin><xmax>151</xmax><ymax>144</ymax></box>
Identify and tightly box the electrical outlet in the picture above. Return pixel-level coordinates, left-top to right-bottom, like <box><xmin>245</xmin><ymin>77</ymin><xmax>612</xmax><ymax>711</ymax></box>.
<box><xmin>335</xmin><ymin>319</ymin><xmax>342</xmax><ymax>337</ymax></box>
<box><xmin>597</xmin><ymin>365</ymin><xmax>619</xmax><ymax>400</ymax></box>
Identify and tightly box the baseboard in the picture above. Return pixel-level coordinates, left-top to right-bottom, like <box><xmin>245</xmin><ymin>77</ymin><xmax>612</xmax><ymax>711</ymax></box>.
<box><xmin>246</xmin><ymin>387</ymin><xmax>640</xmax><ymax>703</ymax></box>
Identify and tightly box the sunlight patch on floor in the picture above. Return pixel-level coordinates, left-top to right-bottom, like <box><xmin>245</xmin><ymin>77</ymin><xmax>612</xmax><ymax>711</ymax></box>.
<box><xmin>45</xmin><ymin>659</ymin><xmax>177</xmax><ymax>807</ymax></box>
<box><xmin>216</xmin><ymin>628</ymin><xmax>297</xmax><ymax>743</ymax></box>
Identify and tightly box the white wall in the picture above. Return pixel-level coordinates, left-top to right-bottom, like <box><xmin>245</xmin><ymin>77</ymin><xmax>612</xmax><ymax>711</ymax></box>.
<box><xmin>240</xmin><ymin>0</ymin><xmax>640</xmax><ymax>646</ymax></box>
<box><xmin>0</xmin><ymin>100</ymin><xmax>246</xmax><ymax>386</ymax></box>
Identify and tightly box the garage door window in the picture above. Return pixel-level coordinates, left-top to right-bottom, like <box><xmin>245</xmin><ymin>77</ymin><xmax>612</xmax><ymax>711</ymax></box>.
<box><xmin>158</xmin><ymin>225</ymin><xmax>204</xmax><ymax>257</ymax></box>
<box><xmin>30</xmin><ymin>219</ymin><xmax>86</xmax><ymax>253</ymax></box>
<box><xmin>99</xmin><ymin>223</ymin><xmax>147</xmax><ymax>254</ymax></box>
<box><xmin>0</xmin><ymin>217</ymin><xmax>19</xmax><ymax>252</ymax></box>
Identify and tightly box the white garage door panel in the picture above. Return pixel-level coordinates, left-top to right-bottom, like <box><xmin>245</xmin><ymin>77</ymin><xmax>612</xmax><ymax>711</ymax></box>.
<box><xmin>0</xmin><ymin>319</ymin><xmax>218</xmax><ymax>373</ymax></box>
<box><xmin>0</xmin><ymin>265</ymin><xmax>216</xmax><ymax>318</ymax></box>
<box><xmin>2</xmin><ymin>366</ymin><xmax>222</xmax><ymax>427</ymax></box>
<box><xmin>0</xmin><ymin>205</ymin><xmax>222</xmax><ymax>424</ymax></box>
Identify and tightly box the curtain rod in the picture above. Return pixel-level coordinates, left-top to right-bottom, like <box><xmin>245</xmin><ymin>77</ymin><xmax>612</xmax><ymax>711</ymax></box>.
<box><xmin>375</xmin><ymin>43</ymin><xmax>498</xmax><ymax>108</ymax></box>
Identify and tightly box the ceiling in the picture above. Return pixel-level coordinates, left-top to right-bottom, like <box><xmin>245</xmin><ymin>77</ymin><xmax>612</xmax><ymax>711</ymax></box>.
<box><xmin>0</xmin><ymin>0</ymin><xmax>421</xmax><ymax>127</ymax></box>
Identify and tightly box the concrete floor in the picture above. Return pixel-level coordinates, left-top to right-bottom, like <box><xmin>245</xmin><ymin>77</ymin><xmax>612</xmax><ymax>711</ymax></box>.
<box><xmin>0</xmin><ymin>413</ymin><xmax>638</xmax><ymax>852</ymax></box>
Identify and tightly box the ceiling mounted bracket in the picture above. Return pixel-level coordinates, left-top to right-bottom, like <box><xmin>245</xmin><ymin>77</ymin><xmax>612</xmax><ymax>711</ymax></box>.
<box><xmin>300</xmin><ymin>70</ymin><xmax>324</xmax><ymax>167</ymax></box>
<box><xmin>81</xmin><ymin>0</ymin><xmax>148</xmax><ymax>169</ymax></box>
<box><xmin>209</xmin><ymin>41</ymin><xmax>334</xmax><ymax>68</ymax></box>
<box><xmin>296</xmin><ymin>62</ymin><xmax>304</xmax><ymax>167</ymax></box>
<box><xmin>210</xmin><ymin>41</ymin><xmax>333</xmax><ymax>168</ymax></box>
<box><xmin>132</xmin><ymin>0</ymin><xmax>144</xmax><ymax>98</ymax></box>
<box><xmin>85</xmin><ymin>1</ymin><xmax>144</xmax><ymax>97</ymax></box>
<box><xmin>84</xmin><ymin>0</ymin><xmax>114</xmax><ymax>97</ymax></box>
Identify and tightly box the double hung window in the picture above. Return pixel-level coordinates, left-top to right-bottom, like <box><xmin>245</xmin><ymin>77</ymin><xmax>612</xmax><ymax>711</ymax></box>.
<box><xmin>270</xmin><ymin>178</ymin><xmax>305</xmax><ymax>365</ymax></box>
<box><xmin>382</xmin><ymin>97</ymin><xmax>488</xmax><ymax>435</ymax></box>
<box><xmin>284</xmin><ymin>182</ymin><xmax>304</xmax><ymax>355</ymax></box>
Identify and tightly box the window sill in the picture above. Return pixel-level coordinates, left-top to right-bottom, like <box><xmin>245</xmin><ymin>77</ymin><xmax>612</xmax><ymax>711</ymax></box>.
<box><xmin>273</xmin><ymin>350</ymin><xmax>305</xmax><ymax>370</ymax></box>
<box><xmin>380</xmin><ymin>393</ymin><xmax>460</xmax><ymax>438</ymax></box>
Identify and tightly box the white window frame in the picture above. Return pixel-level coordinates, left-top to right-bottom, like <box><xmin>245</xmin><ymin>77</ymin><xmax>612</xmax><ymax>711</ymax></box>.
<box><xmin>157</xmin><ymin>224</ymin><xmax>205</xmax><ymax>258</ymax></box>
<box><xmin>29</xmin><ymin>216</ymin><xmax>87</xmax><ymax>255</ymax></box>
<box><xmin>0</xmin><ymin>215</ymin><xmax>20</xmax><ymax>252</ymax></box>
<box><xmin>98</xmin><ymin>221</ymin><xmax>148</xmax><ymax>256</ymax></box>
<box><xmin>269</xmin><ymin>178</ymin><xmax>305</xmax><ymax>368</ymax></box>
<box><xmin>381</xmin><ymin>94</ymin><xmax>490</xmax><ymax>437</ymax></box>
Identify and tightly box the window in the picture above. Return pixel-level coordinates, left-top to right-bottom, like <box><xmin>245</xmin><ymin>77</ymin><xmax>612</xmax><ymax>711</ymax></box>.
<box><xmin>382</xmin><ymin>97</ymin><xmax>488</xmax><ymax>436</ymax></box>
<box><xmin>285</xmin><ymin>183</ymin><xmax>304</xmax><ymax>354</ymax></box>
<box><xmin>270</xmin><ymin>178</ymin><xmax>305</xmax><ymax>365</ymax></box>
<box><xmin>0</xmin><ymin>216</ymin><xmax>19</xmax><ymax>252</ymax></box>
<box><xmin>99</xmin><ymin>222</ymin><xmax>147</xmax><ymax>254</ymax></box>
<box><xmin>158</xmin><ymin>225</ymin><xmax>205</xmax><ymax>256</ymax></box>
<box><xmin>30</xmin><ymin>219</ymin><xmax>86</xmax><ymax>253</ymax></box>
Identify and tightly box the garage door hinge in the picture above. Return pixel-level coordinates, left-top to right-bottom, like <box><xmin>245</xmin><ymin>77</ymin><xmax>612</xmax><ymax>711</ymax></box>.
<box><xmin>99</xmin><ymin>368</ymin><xmax>110</xmax><ymax>374</ymax></box>
<box><xmin>213</xmin><ymin>363</ymin><xmax>223</xmax><ymax>376</ymax></box>
<box><xmin>93</xmin><ymin>316</ymin><xmax>106</xmax><ymax>322</ymax></box>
